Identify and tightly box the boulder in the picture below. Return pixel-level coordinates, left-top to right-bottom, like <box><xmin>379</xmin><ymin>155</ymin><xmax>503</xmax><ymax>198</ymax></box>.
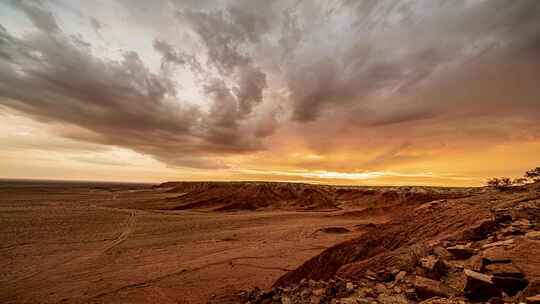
<box><xmin>463</xmin><ymin>269</ymin><xmax>502</xmax><ymax>301</ymax></box>
<box><xmin>420</xmin><ymin>255</ymin><xmax>446</xmax><ymax>279</ymax></box>
<box><xmin>447</xmin><ymin>245</ymin><xmax>475</xmax><ymax>259</ymax></box>
<box><xmin>462</xmin><ymin>220</ymin><xmax>498</xmax><ymax>241</ymax></box>
<box><xmin>485</xmin><ymin>263</ymin><xmax>525</xmax><ymax>278</ymax></box>
<box><xmin>413</xmin><ymin>275</ymin><xmax>452</xmax><ymax>299</ymax></box>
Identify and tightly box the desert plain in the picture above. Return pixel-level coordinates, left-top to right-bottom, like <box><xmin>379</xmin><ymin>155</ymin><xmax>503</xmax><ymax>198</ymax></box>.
<box><xmin>0</xmin><ymin>180</ymin><xmax>394</xmax><ymax>303</ymax></box>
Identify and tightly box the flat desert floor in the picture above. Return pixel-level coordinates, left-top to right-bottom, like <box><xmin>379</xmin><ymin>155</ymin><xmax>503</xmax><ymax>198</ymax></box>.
<box><xmin>0</xmin><ymin>181</ymin><xmax>383</xmax><ymax>304</ymax></box>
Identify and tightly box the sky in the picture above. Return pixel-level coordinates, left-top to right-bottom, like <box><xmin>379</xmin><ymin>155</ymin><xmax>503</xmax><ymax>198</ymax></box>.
<box><xmin>1</xmin><ymin>0</ymin><xmax>540</xmax><ymax>186</ymax></box>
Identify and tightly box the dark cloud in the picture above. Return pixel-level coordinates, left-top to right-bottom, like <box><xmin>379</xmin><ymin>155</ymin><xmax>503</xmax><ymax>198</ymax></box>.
<box><xmin>11</xmin><ymin>0</ymin><xmax>61</xmax><ymax>33</ymax></box>
<box><xmin>234</xmin><ymin>65</ymin><xmax>267</xmax><ymax>118</ymax></box>
<box><xmin>89</xmin><ymin>17</ymin><xmax>102</xmax><ymax>31</ymax></box>
<box><xmin>153</xmin><ymin>39</ymin><xmax>186</xmax><ymax>69</ymax></box>
<box><xmin>2</xmin><ymin>0</ymin><xmax>540</xmax><ymax>172</ymax></box>
<box><xmin>0</xmin><ymin>26</ymin><xmax>267</xmax><ymax>169</ymax></box>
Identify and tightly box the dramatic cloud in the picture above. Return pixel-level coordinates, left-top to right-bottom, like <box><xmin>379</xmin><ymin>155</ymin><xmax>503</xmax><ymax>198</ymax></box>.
<box><xmin>1</xmin><ymin>0</ymin><xmax>540</xmax><ymax>184</ymax></box>
<box><xmin>10</xmin><ymin>0</ymin><xmax>60</xmax><ymax>33</ymax></box>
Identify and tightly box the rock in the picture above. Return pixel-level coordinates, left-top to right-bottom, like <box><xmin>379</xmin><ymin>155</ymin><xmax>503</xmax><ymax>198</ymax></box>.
<box><xmin>485</xmin><ymin>263</ymin><xmax>525</xmax><ymax>278</ymax></box>
<box><xmin>300</xmin><ymin>288</ymin><xmax>312</xmax><ymax>298</ymax></box>
<box><xmin>527</xmin><ymin>294</ymin><xmax>540</xmax><ymax>304</ymax></box>
<box><xmin>433</xmin><ymin>246</ymin><xmax>453</xmax><ymax>260</ymax></box>
<box><xmin>377</xmin><ymin>270</ymin><xmax>395</xmax><ymax>282</ymax></box>
<box><xmin>413</xmin><ymin>275</ymin><xmax>452</xmax><ymax>299</ymax></box>
<box><xmin>462</xmin><ymin>220</ymin><xmax>498</xmax><ymax>241</ymax></box>
<box><xmin>374</xmin><ymin>283</ymin><xmax>388</xmax><ymax>294</ymax></box>
<box><xmin>481</xmin><ymin>239</ymin><xmax>515</xmax><ymax>249</ymax></box>
<box><xmin>492</xmin><ymin>276</ymin><xmax>529</xmax><ymax>296</ymax></box>
<box><xmin>500</xmin><ymin>226</ymin><xmax>525</xmax><ymax>236</ymax></box>
<box><xmin>494</xmin><ymin>212</ymin><xmax>513</xmax><ymax>224</ymax></box>
<box><xmin>463</xmin><ymin>269</ymin><xmax>502</xmax><ymax>301</ymax></box>
<box><xmin>394</xmin><ymin>271</ymin><xmax>407</xmax><ymax>283</ymax></box>
<box><xmin>513</xmin><ymin>218</ymin><xmax>533</xmax><ymax>228</ymax></box>
<box><xmin>447</xmin><ymin>245</ymin><xmax>476</xmax><ymax>259</ymax></box>
<box><xmin>330</xmin><ymin>280</ymin><xmax>350</xmax><ymax>298</ymax></box>
<box><xmin>358</xmin><ymin>287</ymin><xmax>377</xmax><ymax>298</ymax></box>
<box><xmin>420</xmin><ymin>255</ymin><xmax>446</xmax><ymax>279</ymax></box>
<box><xmin>418</xmin><ymin>298</ymin><xmax>467</xmax><ymax>304</ymax></box>
<box><xmin>312</xmin><ymin>289</ymin><xmax>325</xmax><ymax>297</ymax></box>
<box><xmin>404</xmin><ymin>288</ymin><xmax>417</xmax><ymax>300</ymax></box>
<box><xmin>481</xmin><ymin>257</ymin><xmax>512</xmax><ymax>267</ymax></box>
<box><xmin>466</xmin><ymin>254</ymin><xmax>484</xmax><ymax>272</ymax></box>
<box><xmin>377</xmin><ymin>294</ymin><xmax>409</xmax><ymax>304</ymax></box>
<box><xmin>364</xmin><ymin>270</ymin><xmax>377</xmax><ymax>280</ymax></box>
<box><xmin>527</xmin><ymin>231</ymin><xmax>540</xmax><ymax>240</ymax></box>
<box><xmin>335</xmin><ymin>297</ymin><xmax>357</xmax><ymax>304</ymax></box>
<box><xmin>522</xmin><ymin>280</ymin><xmax>540</xmax><ymax>300</ymax></box>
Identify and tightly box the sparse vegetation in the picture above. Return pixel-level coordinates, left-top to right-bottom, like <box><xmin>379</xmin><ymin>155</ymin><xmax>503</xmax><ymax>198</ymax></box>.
<box><xmin>486</xmin><ymin>166</ymin><xmax>540</xmax><ymax>190</ymax></box>
<box><xmin>486</xmin><ymin>177</ymin><xmax>513</xmax><ymax>190</ymax></box>
<box><xmin>512</xmin><ymin>177</ymin><xmax>528</xmax><ymax>186</ymax></box>
<box><xmin>525</xmin><ymin>167</ymin><xmax>540</xmax><ymax>182</ymax></box>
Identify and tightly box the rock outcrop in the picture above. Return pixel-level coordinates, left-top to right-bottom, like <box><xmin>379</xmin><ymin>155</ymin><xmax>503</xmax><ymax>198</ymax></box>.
<box><xmin>239</xmin><ymin>182</ymin><xmax>540</xmax><ymax>303</ymax></box>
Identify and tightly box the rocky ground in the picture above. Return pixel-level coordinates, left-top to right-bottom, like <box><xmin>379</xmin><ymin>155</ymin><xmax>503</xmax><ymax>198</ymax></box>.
<box><xmin>238</xmin><ymin>183</ymin><xmax>540</xmax><ymax>304</ymax></box>
<box><xmin>2</xmin><ymin>180</ymin><xmax>538</xmax><ymax>303</ymax></box>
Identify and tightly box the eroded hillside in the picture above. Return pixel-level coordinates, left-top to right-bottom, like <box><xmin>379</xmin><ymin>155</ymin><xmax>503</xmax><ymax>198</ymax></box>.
<box><xmin>239</xmin><ymin>183</ymin><xmax>540</xmax><ymax>304</ymax></box>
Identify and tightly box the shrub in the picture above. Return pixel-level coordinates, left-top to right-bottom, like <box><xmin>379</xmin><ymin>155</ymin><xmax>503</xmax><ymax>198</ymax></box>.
<box><xmin>525</xmin><ymin>167</ymin><xmax>540</xmax><ymax>182</ymax></box>
<box><xmin>512</xmin><ymin>177</ymin><xmax>528</xmax><ymax>186</ymax></box>
<box><xmin>486</xmin><ymin>177</ymin><xmax>512</xmax><ymax>190</ymax></box>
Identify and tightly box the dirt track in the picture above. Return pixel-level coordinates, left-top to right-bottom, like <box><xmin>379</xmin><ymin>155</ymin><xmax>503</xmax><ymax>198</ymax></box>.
<box><xmin>0</xmin><ymin>181</ymin><xmax>387</xmax><ymax>303</ymax></box>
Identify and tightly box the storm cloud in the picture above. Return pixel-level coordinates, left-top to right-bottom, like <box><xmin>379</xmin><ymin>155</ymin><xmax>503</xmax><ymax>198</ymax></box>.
<box><xmin>1</xmin><ymin>0</ymin><xmax>540</xmax><ymax>176</ymax></box>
